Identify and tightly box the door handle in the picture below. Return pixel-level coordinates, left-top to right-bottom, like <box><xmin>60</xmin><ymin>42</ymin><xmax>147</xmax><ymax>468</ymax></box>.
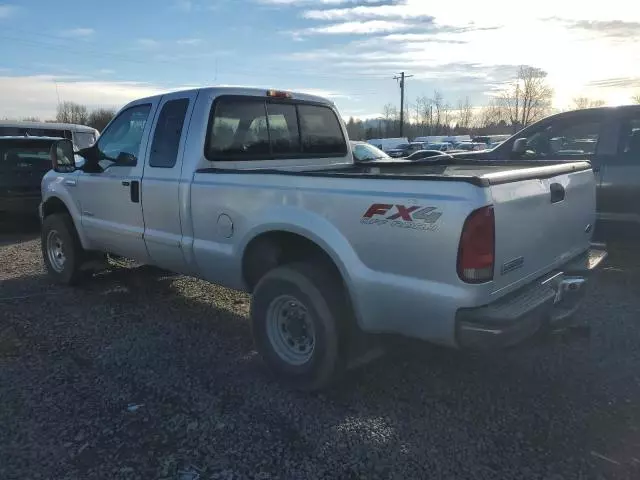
<box><xmin>64</xmin><ymin>179</ymin><xmax>77</xmax><ymax>187</ymax></box>
<box><xmin>550</xmin><ymin>183</ymin><xmax>565</xmax><ymax>203</ymax></box>
<box><xmin>130</xmin><ymin>180</ymin><xmax>140</xmax><ymax>203</ymax></box>
<box><xmin>122</xmin><ymin>180</ymin><xmax>130</xmax><ymax>186</ymax></box>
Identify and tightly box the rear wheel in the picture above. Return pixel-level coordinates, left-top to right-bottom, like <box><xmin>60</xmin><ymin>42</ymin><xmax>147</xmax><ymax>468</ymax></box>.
<box><xmin>251</xmin><ymin>261</ymin><xmax>348</xmax><ymax>391</ymax></box>
<box><xmin>41</xmin><ymin>213</ymin><xmax>86</xmax><ymax>285</ymax></box>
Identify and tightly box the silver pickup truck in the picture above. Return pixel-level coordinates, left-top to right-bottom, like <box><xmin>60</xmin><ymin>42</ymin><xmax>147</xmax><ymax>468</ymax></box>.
<box><xmin>40</xmin><ymin>87</ymin><xmax>606</xmax><ymax>390</ymax></box>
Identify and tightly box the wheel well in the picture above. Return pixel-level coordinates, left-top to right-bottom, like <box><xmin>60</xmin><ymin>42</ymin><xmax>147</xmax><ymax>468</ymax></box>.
<box><xmin>242</xmin><ymin>231</ymin><xmax>343</xmax><ymax>293</ymax></box>
<box><xmin>42</xmin><ymin>197</ymin><xmax>70</xmax><ymax>218</ymax></box>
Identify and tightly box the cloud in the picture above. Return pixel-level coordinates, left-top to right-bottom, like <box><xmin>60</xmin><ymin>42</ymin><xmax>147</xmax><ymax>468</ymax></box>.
<box><xmin>0</xmin><ymin>74</ymin><xmax>194</xmax><ymax>119</ymax></box>
<box><xmin>59</xmin><ymin>28</ymin><xmax>95</xmax><ymax>38</ymax></box>
<box><xmin>136</xmin><ymin>38</ymin><xmax>160</xmax><ymax>48</ymax></box>
<box><xmin>302</xmin><ymin>3</ymin><xmax>432</xmax><ymax>20</ymax></box>
<box><xmin>177</xmin><ymin>38</ymin><xmax>203</xmax><ymax>46</ymax></box>
<box><xmin>258</xmin><ymin>0</ymin><xmax>390</xmax><ymax>4</ymax></box>
<box><xmin>301</xmin><ymin>19</ymin><xmax>416</xmax><ymax>35</ymax></box>
<box><xmin>562</xmin><ymin>19</ymin><xmax>640</xmax><ymax>40</ymax></box>
<box><xmin>0</xmin><ymin>4</ymin><xmax>17</xmax><ymax>18</ymax></box>
<box><xmin>173</xmin><ymin>0</ymin><xmax>192</xmax><ymax>11</ymax></box>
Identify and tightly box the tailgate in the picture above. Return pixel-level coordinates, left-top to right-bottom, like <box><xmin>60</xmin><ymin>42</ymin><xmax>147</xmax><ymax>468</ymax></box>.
<box><xmin>488</xmin><ymin>164</ymin><xmax>595</xmax><ymax>294</ymax></box>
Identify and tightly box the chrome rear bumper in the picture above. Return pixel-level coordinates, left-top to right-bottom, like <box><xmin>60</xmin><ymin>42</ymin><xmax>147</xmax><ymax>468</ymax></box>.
<box><xmin>456</xmin><ymin>245</ymin><xmax>607</xmax><ymax>350</ymax></box>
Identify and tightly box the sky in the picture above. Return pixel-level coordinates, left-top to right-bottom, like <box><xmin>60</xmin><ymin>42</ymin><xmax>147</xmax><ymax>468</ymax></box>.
<box><xmin>1</xmin><ymin>0</ymin><xmax>640</xmax><ymax>121</ymax></box>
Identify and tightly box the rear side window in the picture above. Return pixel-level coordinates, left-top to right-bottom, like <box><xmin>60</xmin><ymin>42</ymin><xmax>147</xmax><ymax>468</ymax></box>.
<box><xmin>297</xmin><ymin>104</ymin><xmax>346</xmax><ymax>155</ymax></box>
<box><xmin>149</xmin><ymin>98</ymin><xmax>190</xmax><ymax>168</ymax></box>
<box><xmin>205</xmin><ymin>96</ymin><xmax>346</xmax><ymax>161</ymax></box>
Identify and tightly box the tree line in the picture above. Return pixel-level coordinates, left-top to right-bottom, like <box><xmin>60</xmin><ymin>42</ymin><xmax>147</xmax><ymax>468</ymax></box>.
<box><xmin>4</xmin><ymin>101</ymin><xmax>117</xmax><ymax>132</ymax></box>
<box><xmin>347</xmin><ymin>66</ymin><xmax>640</xmax><ymax>141</ymax></box>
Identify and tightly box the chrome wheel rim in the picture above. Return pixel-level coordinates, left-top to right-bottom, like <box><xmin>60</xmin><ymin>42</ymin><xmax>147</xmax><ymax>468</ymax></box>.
<box><xmin>266</xmin><ymin>295</ymin><xmax>315</xmax><ymax>366</ymax></box>
<box><xmin>46</xmin><ymin>230</ymin><xmax>66</xmax><ymax>273</ymax></box>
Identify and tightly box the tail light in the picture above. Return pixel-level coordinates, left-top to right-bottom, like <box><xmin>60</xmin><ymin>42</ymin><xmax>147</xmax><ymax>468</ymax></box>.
<box><xmin>457</xmin><ymin>206</ymin><xmax>495</xmax><ymax>283</ymax></box>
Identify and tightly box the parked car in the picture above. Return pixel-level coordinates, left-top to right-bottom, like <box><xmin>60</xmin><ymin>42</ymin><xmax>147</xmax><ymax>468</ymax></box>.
<box><xmin>350</xmin><ymin>141</ymin><xmax>391</xmax><ymax>163</ymax></box>
<box><xmin>40</xmin><ymin>86</ymin><xmax>605</xmax><ymax>390</ymax></box>
<box><xmin>0</xmin><ymin>121</ymin><xmax>99</xmax><ymax>150</ymax></box>
<box><xmin>366</xmin><ymin>137</ymin><xmax>408</xmax><ymax>152</ymax></box>
<box><xmin>385</xmin><ymin>142</ymin><xmax>424</xmax><ymax>158</ymax></box>
<box><xmin>404</xmin><ymin>150</ymin><xmax>451</xmax><ymax>161</ymax></box>
<box><xmin>472</xmin><ymin>135</ymin><xmax>510</xmax><ymax>148</ymax></box>
<box><xmin>454</xmin><ymin>141</ymin><xmax>489</xmax><ymax>151</ymax></box>
<box><xmin>0</xmin><ymin>136</ymin><xmax>61</xmax><ymax>220</ymax></box>
<box><xmin>425</xmin><ymin>142</ymin><xmax>456</xmax><ymax>152</ymax></box>
<box><xmin>453</xmin><ymin>105</ymin><xmax>640</xmax><ymax>230</ymax></box>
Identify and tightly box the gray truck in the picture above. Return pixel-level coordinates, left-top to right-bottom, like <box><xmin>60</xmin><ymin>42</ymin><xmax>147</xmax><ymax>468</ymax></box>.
<box><xmin>40</xmin><ymin>87</ymin><xmax>606</xmax><ymax>390</ymax></box>
<box><xmin>455</xmin><ymin>105</ymin><xmax>640</xmax><ymax>230</ymax></box>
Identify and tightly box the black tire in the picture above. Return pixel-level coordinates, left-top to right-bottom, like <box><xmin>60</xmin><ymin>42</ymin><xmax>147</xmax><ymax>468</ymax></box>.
<box><xmin>251</xmin><ymin>261</ymin><xmax>348</xmax><ymax>391</ymax></box>
<box><xmin>41</xmin><ymin>213</ymin><xmax>86</xmax><ymax>285</ymax></box>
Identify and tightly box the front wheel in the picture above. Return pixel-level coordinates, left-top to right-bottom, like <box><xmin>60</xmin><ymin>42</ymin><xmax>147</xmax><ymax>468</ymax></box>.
<box><xmin>41</xmin><ymin>213</ymin><xmax>86</xmax><ymax>285</ymax></box>
<box><xmin>251</xmin><ymin>261</ymin><xmax>348</xmax><ymax>391</ymax></box>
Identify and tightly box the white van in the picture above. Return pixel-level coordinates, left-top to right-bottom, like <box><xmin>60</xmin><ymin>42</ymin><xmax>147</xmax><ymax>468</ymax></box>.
<box><xmin>0</xmin><ymin>121</ymin><xmax>99</xmax><ymax>149</ymax></box>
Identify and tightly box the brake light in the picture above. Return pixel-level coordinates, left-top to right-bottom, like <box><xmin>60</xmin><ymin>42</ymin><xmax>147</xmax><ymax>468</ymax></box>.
<box><xmin>267</xmin><ymin>90</ymin><xmax>292</xmax><ymax>98</ymax></box>
<box><xmin>457</xmin><ymin>206</ymin><xmax>495</xmax><ymax>283</ymax></box>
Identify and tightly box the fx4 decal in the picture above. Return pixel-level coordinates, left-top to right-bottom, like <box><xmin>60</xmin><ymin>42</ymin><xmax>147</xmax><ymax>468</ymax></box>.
<box><xmin>361</xmin><ymin>203</ymin><xmax>442</xmax><ymax>231</ymax></box>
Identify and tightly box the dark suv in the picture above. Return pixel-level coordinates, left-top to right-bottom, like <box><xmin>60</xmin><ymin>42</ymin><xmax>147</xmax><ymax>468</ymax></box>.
<box><xmin>0</xmin><ymin>137</ymin><xmax>58</xmax><ymax>219</ymax></box>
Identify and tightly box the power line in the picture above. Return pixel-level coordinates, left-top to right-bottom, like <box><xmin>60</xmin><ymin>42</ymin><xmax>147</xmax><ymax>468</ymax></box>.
<box><xmin>393</xmin><ymin>72</ymin><xmax>413</xmax><ymax>137</ymax></box>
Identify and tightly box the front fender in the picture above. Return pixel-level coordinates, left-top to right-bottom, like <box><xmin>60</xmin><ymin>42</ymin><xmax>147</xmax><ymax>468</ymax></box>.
<box><xmin>41</xmin><ymin>172</ymin><xmax>90</xmax><ymax>249</ymax></box>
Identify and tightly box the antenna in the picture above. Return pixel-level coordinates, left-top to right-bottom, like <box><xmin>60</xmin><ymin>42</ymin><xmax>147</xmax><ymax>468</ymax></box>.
<box><xmin>54</xmin><ymin>80</ymin><xmax>61</xmax><ymax>107</ymax></box>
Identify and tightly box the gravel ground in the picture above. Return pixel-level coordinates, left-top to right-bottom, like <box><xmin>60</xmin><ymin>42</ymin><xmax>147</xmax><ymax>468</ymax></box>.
<box><xmin>1</xmin><ymin>228</ymin><xmax>640</xmax><ymax>480</ymax></box>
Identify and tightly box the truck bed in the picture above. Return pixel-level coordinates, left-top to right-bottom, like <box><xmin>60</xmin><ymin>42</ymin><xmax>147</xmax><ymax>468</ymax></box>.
<box><xmin>197</xmin><ymin>159</ymin><xmax>592</xmax><ymax>187</ymax></box>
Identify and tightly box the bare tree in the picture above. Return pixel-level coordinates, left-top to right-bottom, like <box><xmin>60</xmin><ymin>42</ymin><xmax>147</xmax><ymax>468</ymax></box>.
<box><xmin>88</xmin><ymin>108</ymin><xmax>116</xmax><ymax>131</ymax></box>
<box><xmin>382</xmin><ymin>103</ymin><xmax>399</xmax><ymax>136</ymax></box>
<box><xmin>500</xmin><ymin>66</ymin><xmax>553</xmax><ymax>131</ymax></box>
<box><xmin>632</xmin><ymin>93</ymin><xmax>640</xmax><ymax>104</ymax></box>
<box><xmin>56</xmin><ymin>101</ymin><xmax>89</xmax><ymax>125</ymax></box>
<box><xmin>22</xmin><ymin>116</ymin><xmax>41</xmax><ymax>122</ymax></box>
<box><xmin>415</xmin><ymin>95</ymin><xmax>431</xmax><ymax>133</ymax></box>
<box><xmin>457</xmin><ymin>96</ymin><xmax>474</xmax><ymax>131</ymax></box>
<box><xmin>572</xmin><ymin>96</ymin><xmax>605</xmax><ymax>110</ymax></box>
<box><xmin>431</xmin><ymin>90</ymin><xmax>445</xmax><ymax>129</ymax></box>
<box><xmin>477</xmin><ymin>98</ymin><xmax>506</xmax><ymax>129</ymax></box>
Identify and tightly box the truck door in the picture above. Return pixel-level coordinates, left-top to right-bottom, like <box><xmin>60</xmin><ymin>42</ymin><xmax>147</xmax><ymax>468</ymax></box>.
<box><xmin>598</xmin><ymin>110</ymin><xmax>640</xmax><ymax>225</ymax></box>
<box><xmin>76</xmin><ymin>100</ymin><xmax>157</xmax><ymax>261</ymax></box>
<box><xmin>140</xmin><ymin>90</ymin><xmax>198</xmax><ymax>273</ymax></box>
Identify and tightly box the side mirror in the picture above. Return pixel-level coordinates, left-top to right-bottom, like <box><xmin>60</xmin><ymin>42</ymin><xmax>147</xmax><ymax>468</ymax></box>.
<box><xmin>50</xmin><ymin>139</ymin><xmax>76</xmax><ymax>173</ymax></box>
<box><xmin>115</xmin><ymin>152</ymin><xmax>137</xmax><ymax>167</ymax></box>
<box><xmin>512</xmin><ymin>138</ymin><xmax>527</xmax><ymax>155</ymax></box>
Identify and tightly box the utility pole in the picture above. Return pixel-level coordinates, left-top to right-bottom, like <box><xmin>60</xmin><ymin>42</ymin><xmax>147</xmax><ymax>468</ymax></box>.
<box><xmin>393</xmin><ymin>72</ymin><xmax>413</xmax><ymax>137</ymax></box>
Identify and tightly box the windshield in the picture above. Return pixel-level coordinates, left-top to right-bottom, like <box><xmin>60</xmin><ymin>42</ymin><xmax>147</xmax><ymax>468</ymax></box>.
<box><xmin>352</xmin><ymin>143</ymin><xmax>390</xmax><ymax>161</ymax></box>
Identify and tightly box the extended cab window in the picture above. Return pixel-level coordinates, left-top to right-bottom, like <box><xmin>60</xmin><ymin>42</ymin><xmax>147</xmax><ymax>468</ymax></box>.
<box><xmin>96</xmin><ymin>104</ymin><xmax>151</xmax><ymax>165</ymax></box>
<box><xmin>206</xmin><ymin>96</ymin><xmax>346</xmax><ymax>160</ymax></box>
<box><xmin>149</xmin><ymin>98</ymin><xmax>190</xmax><ymax>168</ymax></box>
<box><xmin>208</xmin><ymin>98</ymin><xmax>270</xmax><ymax>158</ymax></box>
